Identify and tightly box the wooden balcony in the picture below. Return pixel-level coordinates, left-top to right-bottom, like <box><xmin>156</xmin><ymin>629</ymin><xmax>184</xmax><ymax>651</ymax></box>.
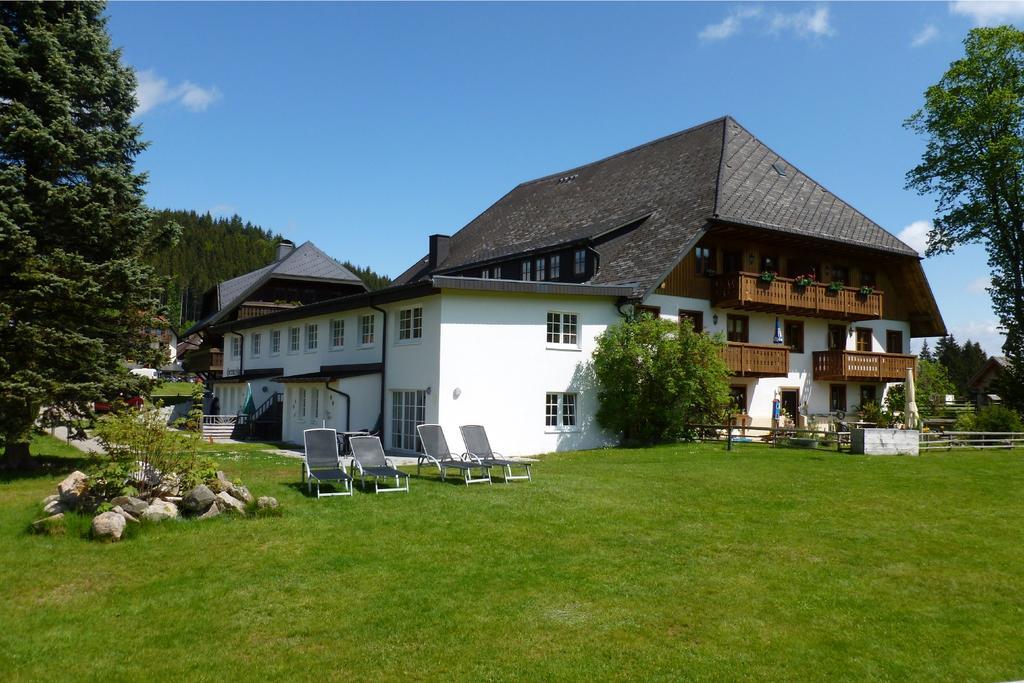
<box><xmin>182</xmin><ymin>347</ymin><xmax>223</xmax><ymax>374</ymax></box>
<box><xmin>812</xmin><ymin>350</ymin><xmax>916</xmax><ymax>382</ymax></box>
<box><xmin>710</xmin><ymin>272</ymin><xmax>883</xmax><ymax>321</ymax></box>
<box><xmin>237</xmin><ymin>301</ymin><xmax>298</xmax><ymax>321</ymax></box>
<box><xmin>722</xmin><ymin>342</ymin><xmax>790</xmax><ymax>377</ymax></box>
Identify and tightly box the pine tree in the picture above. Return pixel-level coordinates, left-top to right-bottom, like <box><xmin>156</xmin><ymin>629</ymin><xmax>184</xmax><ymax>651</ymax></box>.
<box><xmin>919</xmin><ymin>340</ymin><xmax>934</xmax><ymax>362</ymax></box>
<box><xmin>0</xmin><ymin>2</ymin><xmax>167</xmax><ymax>468</ymax></box>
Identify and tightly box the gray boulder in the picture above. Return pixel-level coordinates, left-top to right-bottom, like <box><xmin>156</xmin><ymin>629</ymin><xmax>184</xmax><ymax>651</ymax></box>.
<box><xmin>228</xmin><ymin>484</ymin><xmax>254</xmax><ymax>505</ymax></box>
<box><xmin>43</xmin><ymin>499</ymin><xmax>67</xmax><ymax>516</ymax></box>
<box><xmin>111</xmin><ymin>496</ymin><xmax>149</xmax><ymax>517</ymax></box>
<box><xmin>216</xmin><ymin>491</ymin><xmax>246</xmax><ymax>514</ymax></box>
<box><xmin>111</xmin><ymin>506</ymin><xmax>139</xmax><ymax>524</ymax></box>
<box><xmin>141</xmin><ymin>498</ymin><xmax>179</xmax><ymax>522</ymax></box>
<box><xmin>57</xmin><ymin>470</ymin><xmax>88</xmax><ymax>505</ymax></box>
<box><xmin>42</xmin><ymin>494</ymin><xmax>60</xmax><ymax>506</ymax></box>
<box><xmin>256</xmin><ymin>496</ymin><xmax>279</xmax><ymax>510</ymax></box>
<box><xmin>31</xmin><ymin>513</ymin><xmax>65</xmax><ymax>534</ymax></box>
<box><xmin>181</xmin><ymin>485</ymin><xmax>216</xmax><ymax>515</ymax></box>
<box><xmin>199</xmin><ymin>502</ymin><xmax>222</xmax><ymax>520</ymax></box>
<box><xmin>92</xmin><ymin>511</ymin><xmax>126</xmax><ymax>541</ymax></box>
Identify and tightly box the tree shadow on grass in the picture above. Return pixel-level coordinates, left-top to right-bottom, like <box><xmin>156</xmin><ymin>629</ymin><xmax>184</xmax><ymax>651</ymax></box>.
<box><xmin>0</xmin><ymin>453</ymin><xmax>93</xmax><ymax>484</ymax></box>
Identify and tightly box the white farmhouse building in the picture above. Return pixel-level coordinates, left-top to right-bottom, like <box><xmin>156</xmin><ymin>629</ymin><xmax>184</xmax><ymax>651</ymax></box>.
<box><xmin>210</xmin><ymin>116</ymin><xmax>945</xmax><ymax>456</ymax></box>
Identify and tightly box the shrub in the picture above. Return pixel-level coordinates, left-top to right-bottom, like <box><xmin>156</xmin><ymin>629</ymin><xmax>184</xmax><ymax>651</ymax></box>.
<box><xmin>957</xmin><ymin>405</ymin><xmax>1024</xmax><ymax>432</ymax></box>
<box><xmin>592</xmin><ymin>313</ymin><xmax>731</xmax><ymax>444</ymax></box>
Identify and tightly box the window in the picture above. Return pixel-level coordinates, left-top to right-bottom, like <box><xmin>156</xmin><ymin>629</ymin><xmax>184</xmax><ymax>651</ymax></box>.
<box><xmin>546</xmin><ymin>312</ymin><xmax>579</xmax><ymax>346</ymax></box>
<box><xmin>288</xmin><ymin>327</ymin><xmax>300</xmax><ymax>353</ymax></box>
<box><xmin>360</xmin><ymin>314</ymin><xmax>375</xmax><ymax>346</ymax></box>
<box><xmin>305</xmin><ymin>323</ymin><xmax>318</xmax><ymax>352</ymax></box>
<box><xmin>784</xmin><ymin>320</ymin><xmax>804</xmax><ymax>354</ymax></box>
<box><xmin>230</xmin><ymin>336</ymin><xmax>240</xmax><ymax>358</ymax></box>
<box><xmin>521</xmin><ymin>260</ymin><xmax>532</xmax><ymax>281</ymax></box>
<box><xmin>694</xmin><ymin>246</ymin><xmax>715</xmax><ymax>276</ymax></box>
<box><xmin>398</xmin><ymin>307</ymin><xmax>423</xmax><ymax>342</ymax></box>
<box><xmin>635</xmin><ymin>305</ymin><xmax>660</xmax><ymax>319</ymax></box>
<box><xmin>787</xmin><ymin>259</ymin><xmax>819</xmax><ymax>280</ymax></box>
<box><xmin>330</xmin><ymin>319</ymin><xmax>344</xmax><ymax>349</ymax></box>
<box><xmin>481</xmin><ymin>269</ymin><xmax>491</xmax><ymax>279</ymax></box>
<box><xmin>855</xmin><ymin>328</ymin><xmax>872</xmax><ymax>352</ymax></box>
<box><xmin>391</xmin><ymin>390</ymin><xmax>426</xmax><ymax>452</ymax></box>
<box><xmin>726</xmin><ymin>315</ymin><xmax>749</xmax><ymax>343</ymax></box>
<box><xmin>860</xmin><ymin>385</ymin><xmax>877</xmax><ymax>407</ymax></box>
<box><xmin>545</xmin><ymin>393</ymin><xmax>577</xmax><ymax>428</ymax></box>
<box><xmin>251</xmin><ymin>332</ymin><xmax>262</xmax><ymax>357</ymax></box>
<box><xmin>574</xmin><ymin>249</ymin><xmax>587</xmax><ymax>275</ymax></box>
<box><xmin>861</xmin><ymin>270</ymin><xmax>876</xmax><ymax>287</ymax></box>
<box><xmin>311</xmin><ymin>389</ymin><xmax>320</xmax><ymax>421</ymax></box>
<box><xmin>729</xmin><ymin>385</ymin><xmax>748</xmax><ymax>413</ymax></box>
<box><xmin>536</xmin><ymin>257</ymin><xmax>546</xmax><ymax>281</ymax></box>
<box><xmin>299</xmin><ymin>388</ymin><xmax>307</xmax><ymax>420</ymax></box>
<box><xmin>886</xmin><ymin>330</ymin><xmax>904</xmax><ymax>354</ymax></box>
<box><xmin>678</xmin><ymin>309</ymin><xmax>704</xmax><ymax>333</ymax></box>
<box><xmin>829</xmin><ymin>384</ymin><xmax>847</xmax><ymax>412</ymax></box>
<box><xmin>827</xmin><ymin>324</ymin><xmax>846</xmax><ymax>351</ymax></box>
<box><xmin>270</xmin><ymin>329</ymin><xmax>281</xmax><ymax>355</ymax></box>
<box><xmin>831</xmin><ymin>265</ymin><xmax>850</xmax><ymax>285</ymax></box>
<box><xmin>760</xmin><ymin>254</ymin><xmax>779</xmax><ymax>273</ymax></box>
<box><xmin>492</xmin><ymin>266</ymin><xmax>501</xmax><ymax>279</ymax></box>
<box><xmin>723</xmin><ymin>250</ymin><xmax>743</xmax><ymax>274</ymax></box>
<box><xmin>549</xmin><ymin>255</ymin><xmax>560</xmax><ymax>279</ymax></box>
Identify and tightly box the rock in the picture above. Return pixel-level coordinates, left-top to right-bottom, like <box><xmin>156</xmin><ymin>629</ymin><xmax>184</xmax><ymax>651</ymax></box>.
<box><xmin>216</xmin><ymin>491</ymin><xmax>246</xmax><ymax>514</ymax></box>
<box><xmin>141</xmin><ymin>498</ymin><xmax>179</xmax><ymax>522</ymax></box>
<box><xmin>42</xmin><ymin>499</ymin><xmax>67</xmax><ymax>515</ymax></box>
<box><xmin>228</xmin><ymin>484</ymin><xmax>254</xmax><ymax>505</ymax></box>
<box><xmin>181</xmin><ymin>485</ymin><xmax>216</xmax><ymax>515</ymax></box>
<box><xmin>57</xmin><ymin>470</ymin><xmax>88</xmax><ymax>505</ymax></box>
<box><xmin>111</xmin><ymin>505</ymin><xmax>139</xmax><ymax>524</ymax></box>
<box><xmin>91</xmin><ymin>511</ymin><xmax>126</xmax><ymax>541</ymax></box>
<box><xmin>111</xmin><ymin>496</ymin><xmax>149</xmax><ymax>517</ymax></box>
<box><xmin>199</xmin><ymin>502</ymin><xmax>221</xmax><ymax>520</ymax></box>
<box><xmin>31</xmin><ymin>513</ymin><xmax>65</xmax><ymax>535</ymax></box>
<box><xmin>42</xmin><ymin>494</ymin><xmax>59</xmax><ymax>505</ymax></box>
<box><xmin>216</xmin><ymin>470</ymin><xmax>230</xmax><ymax>485</ymax></box>
<box><xmin>256</xmin><ymin>496</ymin><xmax>279</xmax><ymax>510</ymax></box>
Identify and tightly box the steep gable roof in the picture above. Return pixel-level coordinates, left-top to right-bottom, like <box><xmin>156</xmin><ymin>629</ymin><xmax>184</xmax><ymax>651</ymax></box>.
<box><xmin>396</xmin><ymin>116</ymin><xmax>921</xmax><ymax>296</ymax></box>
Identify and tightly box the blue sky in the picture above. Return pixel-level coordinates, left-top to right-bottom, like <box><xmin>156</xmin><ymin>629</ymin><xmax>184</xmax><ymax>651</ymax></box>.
<box><xmin>106</xmin><ymin>1</ymin><xmax>1024</xmax><ymax>355</ymax></box>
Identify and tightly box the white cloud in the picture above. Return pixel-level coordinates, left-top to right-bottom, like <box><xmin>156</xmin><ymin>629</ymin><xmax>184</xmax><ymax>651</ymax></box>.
<box><xmin>898</xmin><ymin>219</ymin><xmax>932</xmax><ymax>254</ymax></box>
<box><xmin>950</xmin><ymin>1</ymin><xmax>1024</xmax><ymax>26</ymax></box>
<box><xmin>208</xmin><ymin>204</ymin><xmax>237</xmax><ymax>217</ymax></box>
<box><xmin>967</xmin><ymin>276</ymin><xmax>991</xmax><ymax>293</ymax></box>
<box><xmin>952</xmin><ymin>320</ymin><xmax>1006</xmax><ymax>355</ymax></box>
<box><xmin>134</xmin><ymin>69</ymin><xmax>221</xmax><ymax>117</ymax></box>
<box><xmin>911</xmin><ymin>23</ymin><xmax>940</xmax><ymax>47</ymax></box>
<box><xmin>699</xmin><ymin>5</ymin><xmax>834</xmax><ymax>42</ymax></box>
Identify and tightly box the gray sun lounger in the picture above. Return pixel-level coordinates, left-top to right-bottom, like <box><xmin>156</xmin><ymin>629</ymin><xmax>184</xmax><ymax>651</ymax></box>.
<box><xmin>416</xmin><ymin>424</ymin><xmax>492</xmax><ymax>485</ymax></box>
<box><xmin>349</xmin><ymin>435</ymin><xmax>410</xmax><ymax>493</ymax></box>
<box><xmin>459</xmin><ymin>425</ymin><xmax>532</xmax><ymax>483</ymax></box>
<box><xmin>303</xmin><ymin>428</ymin><xmax>353</xmax><ymax>498</ymax></box>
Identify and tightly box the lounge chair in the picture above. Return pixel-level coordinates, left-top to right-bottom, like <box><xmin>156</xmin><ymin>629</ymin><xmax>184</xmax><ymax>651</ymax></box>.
<box><xmin>303</xmin><ymin>428</ymin><xmax>353</xmax><ymax>498</ymax></box>
<box><xmin>349</xmin><ymin>435</ymin><xmax>410</xmax><ymax>493</ymax></box>
<box><xmin>416</xmin><ymin>424</ymin><xmax>492</xmax><ymax>485</ymax></box>
<box><xmin>459</xmin><ymin>425</ymin><xmax>532</xmax><ymax>483</ymax></box>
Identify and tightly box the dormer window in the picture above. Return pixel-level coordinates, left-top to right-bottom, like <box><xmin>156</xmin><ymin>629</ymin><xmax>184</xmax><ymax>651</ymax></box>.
<box><xmin>574</xmin><ymin>249</ymin><xmax>586</xmax><ymax>275</ymax></box>
<box><xmin>521</xmin><ymin>260</ymin><xmax>532</xmax><ymax>281</ymax></box>
<box><xmin>536</xmin><ymin>257</ymin><xmax>546</xmax><ymax>281</ymax></box>
<box><xmin>550</xmin><ymin>255</ymin><xmax>561</xmax><ymax>279</ymax></box>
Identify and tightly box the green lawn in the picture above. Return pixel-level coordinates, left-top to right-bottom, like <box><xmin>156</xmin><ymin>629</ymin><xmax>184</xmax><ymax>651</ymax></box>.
<box><xmin>2</xmin><ymin>437</ymin><xmax>1023</xmax><ymax>681</ymax></box>
<box><xmin>151</xmin><ymin>380</ymin><xmax>198</xmax><ymax>397</ymax></box>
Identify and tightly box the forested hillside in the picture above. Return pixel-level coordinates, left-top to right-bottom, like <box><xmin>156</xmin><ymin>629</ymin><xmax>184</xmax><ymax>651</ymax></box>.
<box><xmin>146</xmin><ymin>209</ymin><xmax>391</xmax><ymax>329</ymax></box>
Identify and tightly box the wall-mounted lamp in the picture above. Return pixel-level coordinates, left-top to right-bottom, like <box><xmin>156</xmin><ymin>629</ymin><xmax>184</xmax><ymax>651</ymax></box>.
<box><xmin>425</xmin><ymin>386</ymin><xmax>432</xmax><ymax>396</ymax></box>
<box><xmin>712</xmin><ymin>313</ymin><xmax>719</xmax><ymax>326</ymax></box>
<box><xmin>453</xmin><ymin>388</ymin><xmax>462</xmax><ymax>400</ymax></box>
<box><xmin>848</xmin><ymin>325</ymin><xmax>854</xmax><ymax>337</ymax></box>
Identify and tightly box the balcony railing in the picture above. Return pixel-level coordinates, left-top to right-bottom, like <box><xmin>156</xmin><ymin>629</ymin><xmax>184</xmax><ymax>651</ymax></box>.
<box><xmin>722</xmin><ymin>342</ymin><xmax>790</xmax><ymax>377</ymax></box>
<box><xmin>710</xmin><ymin>272</ymin><xmax>883</xmax><ymax>321</ymax></box>
<box><xmin>812</xmin><ymin>350</ymin><xmax>916</xmax><ymax>382</ymax></box>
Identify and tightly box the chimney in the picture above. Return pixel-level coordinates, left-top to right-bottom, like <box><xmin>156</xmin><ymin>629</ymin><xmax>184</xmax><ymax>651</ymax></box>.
<box><xmin>276</xmin><ymin>239</ymin><xmax>296</xmax><ymax>261</ymax></box>
<box><xmin>428</xmin><ymin>234</ymin><xmax>450</xmax><ymax>270</ymax></box>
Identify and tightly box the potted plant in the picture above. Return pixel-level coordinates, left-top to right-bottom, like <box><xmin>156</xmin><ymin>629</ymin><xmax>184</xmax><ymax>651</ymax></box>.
<box><xmin>794</xmin><ymin>272</ymin><xmax>816</xmax><ymax>288</ymax></box>
<box><xmin>759</xmin><ymin>270</ymin><xmax>777</xmax><ymax>283</ymax></box>
<box><xmin>858</xmin><ymin>285</ymin><xmax>875</xmax><ymax>296</ymax></box>
<box><xmin>827</xmin><ymin>280</ymin><xmax>845</xmax><ymax>294</ymax></box>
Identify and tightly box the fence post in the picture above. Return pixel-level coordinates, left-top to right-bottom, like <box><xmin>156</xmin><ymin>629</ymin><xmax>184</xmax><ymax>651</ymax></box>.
<box><xmin>726</xmin><ymin>425</ymin><xmax>733</xmax><ymax>452</ymax></box>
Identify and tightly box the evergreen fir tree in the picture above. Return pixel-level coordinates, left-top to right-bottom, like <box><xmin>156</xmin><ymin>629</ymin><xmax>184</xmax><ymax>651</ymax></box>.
<box><xmin>0</xmin><ymin>2</ymin><xmax>167</xmax><ymax>468</ymax></box>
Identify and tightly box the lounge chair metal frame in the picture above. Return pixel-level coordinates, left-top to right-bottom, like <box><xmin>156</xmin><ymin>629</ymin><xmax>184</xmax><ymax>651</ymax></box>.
<box><xmin>459</xmin><ymin>425</ymin><xmax>532</xmax><ymax>483</ymax></box>
<box><xmin>349</xmin><ymin>435</ymin><xmax>410</xmax><ymax>494</ymax></box>
<box><xmin>416</xmin><ymin>424</ymin><xmax>492</xmax><ymax>485</ymax></box>
<box><xmin>303</xmin><ymin>428</ymin><xmax>353</xmax><ymax>498</ymax></box>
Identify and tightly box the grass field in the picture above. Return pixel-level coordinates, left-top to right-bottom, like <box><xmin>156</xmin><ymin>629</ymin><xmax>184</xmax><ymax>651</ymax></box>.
<box><xmin>151</xmin><ymin>380</ymin><xmax>198</xmax><ymax>397</ymax></box>
<box><xmin>2</xmin><ymin>436</ymin><xmax>1023</xmax><ymax>681</ymax></box>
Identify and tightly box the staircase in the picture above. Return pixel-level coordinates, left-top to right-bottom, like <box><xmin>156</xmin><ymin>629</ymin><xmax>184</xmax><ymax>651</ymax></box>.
<box><xmin>201</xmin><ymin>415</ymin><xmax>241</xmax><ymax>440</ymax></box>
<box><xmin>250</xmin><ymin>392</ymin><xmax>283</xmax><ymax>442</ymax></box>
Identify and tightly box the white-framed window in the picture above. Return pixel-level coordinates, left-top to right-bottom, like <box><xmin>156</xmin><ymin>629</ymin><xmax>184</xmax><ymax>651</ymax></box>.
<box><xmin>550</xmin><ymin>255</ymin><xmax>560</xmax><ymax>279</ymax></box>
<box><xmin>299</xmin><ymin>387</ymin><xmax>307</xmax><ymax>421</ymax></box>
<box><xmin>481</xmin><ymin>269</ymin><xmax>491</xmax><ymax>279</ymax></box>
<box><xmin>360</xmin><ymin>314</ymin><xmax>375</xmax><ymax>346</ymax></box>
<box><xmin>546</xmin><ymin>311</ymin><xmax>579</xmax><ymax>346</ymax></box>
<box><xmin>546</xmin><ymin>393</ymin><xmax>577</xmax><ymax>429</ymax></box>
<box><xmin>398</xmin><ymin>307</ymin><xmax>423</xmax><ymax>342</ymax></box>
<box><xmin>574</xmin><ymin>249</ymin><xmax>586</xmax><ymax>275</ymax></box>
<box><xmin>330</xmin><ymin>319</ymin><xmax>344</xmax><ymax>349</ymax></box>
<box><xmin>311</xmin><ymin>389</ymin><xmax>320</xmax><ymax>421</ymax></box>
<box><xmin>491</xmin><ymin>266</ymin><xmax>501</xmax><ymax>279</ymax></box>
<box><xmin>288</xmin><ymin>326</ymin><xmax>300</xmax><ymax>354</ymax></box>
<box><xmin>230</xmin><ymin>336</ymin><xmax>240</xmax><ymax>358</ymax></box>
<box><xmin>521</xmin><ymin>260</ymin><xmax>532</xmax><ymax>281</ymax></box>
<box><xmin>536</xmin><ymin>257</ymin><xmax>546</xmax><ymax>281</ymax></box>
<box><xmin>251</xmin><ymin>332</ymin><xmax>262</xmax><ymax>358</ymax></box>
<box><xmin>391</xmin><ymin>389</ymin><xmax>426</xmax><ymax>453</ymax></box>
<box><xmin>305</xmin><ymin>323</ymin><xmax>318</xmax><ymax>352</ymax></box>
<box><xmin>270</xmin><ymin>329</ymin><xmax>281</xmax><ymax>355</ymax></box>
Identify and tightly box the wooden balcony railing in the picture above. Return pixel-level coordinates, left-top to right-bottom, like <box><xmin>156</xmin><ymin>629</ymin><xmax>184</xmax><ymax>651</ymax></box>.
<box><xmin>722</xmin><ymin>342</ymin><xmax>790</xmax><ymax>377</ymax></box>
<box><xmin>710</xmin><ymin>272</ymin><xmax>883</xmax><ymax>321</ymax></box>
<box><xmin>182</xmin><ymin>347</ymin><xmax>223</xmax><ymax>374</ymax></box>
<box><xmin>237</xmin><ymin>301</ymin><xmax>298</xmax><ymax>320</ymax></box>
<box><xmin>812</xmin><ymin>350</ymin><xmax>916</xmax><ymax>382</ymax></box>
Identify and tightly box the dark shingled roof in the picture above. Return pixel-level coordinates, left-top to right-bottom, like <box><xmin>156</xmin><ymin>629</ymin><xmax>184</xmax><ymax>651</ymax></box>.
<box><xmin>394</xmin><ymin>116</ymin><xmax>920</xmax><ymax>294</ymax></box>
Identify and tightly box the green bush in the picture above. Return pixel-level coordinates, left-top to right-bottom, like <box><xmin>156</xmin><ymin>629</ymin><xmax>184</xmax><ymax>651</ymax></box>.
<box><xmin>956</xmin><ymin>405</ymin><xmax>1024</xmax><ymax>432</ymax></box>
<box><xmin>592</xmin><ymin>313</ymin><xmax>731</xmax><ymax>444</ymax></box>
